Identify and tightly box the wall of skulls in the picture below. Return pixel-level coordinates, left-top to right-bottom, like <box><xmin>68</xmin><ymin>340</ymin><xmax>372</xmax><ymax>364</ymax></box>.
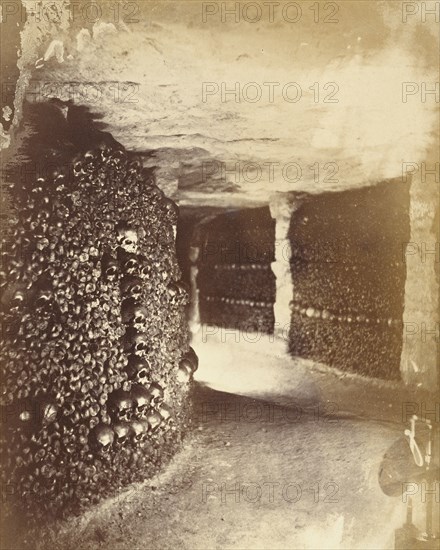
<box><xmin>287</xmin><ymin>178</ymin><xmax>410</xmax><ymax>379</ymax></box>
<box><xmin>194</xmin><ymin>207</ymin><xmax>276</xmax><ymax>334</ymax></box>
<box><xmin>0</xmin><ymin>101</ymin><xmax>197</xmax><ymax>521</ymax></box>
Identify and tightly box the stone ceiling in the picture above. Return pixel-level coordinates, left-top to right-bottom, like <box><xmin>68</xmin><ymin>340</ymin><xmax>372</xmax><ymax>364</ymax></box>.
<box><xmin>3</xmin><ymin>0</ymin><xmax>439</xmax><ymax>207</ymax></box>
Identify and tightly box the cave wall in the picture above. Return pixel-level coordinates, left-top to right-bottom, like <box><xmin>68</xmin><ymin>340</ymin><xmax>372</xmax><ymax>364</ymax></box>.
<box><xmin>400</xmin><ymin>146</ymin><xmax>439</xmax><ymax>389</ymax></box>
<box><xmin>287</xmin><ymin>178</ymin><xmax>411</xmax><ymax>379</ymax></box>
<box><xmin>3</xmin><ymin>1</ymin><xmax>437</xmax><ymax>206</ymax></box>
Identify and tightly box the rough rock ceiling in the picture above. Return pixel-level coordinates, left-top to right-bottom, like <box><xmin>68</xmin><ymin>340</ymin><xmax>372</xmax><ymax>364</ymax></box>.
<box><xmin>3</xmin><ymin>0</ymin><xmax>439</xmax><ymax>207</ymax></box>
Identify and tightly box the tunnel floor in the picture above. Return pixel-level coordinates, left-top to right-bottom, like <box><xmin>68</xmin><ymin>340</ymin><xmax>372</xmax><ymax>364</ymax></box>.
<box><xmin>23</xmin><ymin>384</ymin><xmax>407</xmax><ymax>550</ymax></box>
<box><xmin>15</xmin><ymin>345</ymin><xmax>438</xmax><ymax>550</ymax></box>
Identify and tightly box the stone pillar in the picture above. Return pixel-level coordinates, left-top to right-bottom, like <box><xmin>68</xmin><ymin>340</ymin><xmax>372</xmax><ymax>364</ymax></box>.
<box><xmin>269</xmin><ymin>193</ymin><xmax>304</xmax><ymax>338</ymax></box>
<box><xmin>400</xmin><ymin>163</ymin><xmax>439</xmax><ymax>390</ymax></box>
<box><xmin>188</xmin><ymin>246</ymin><xmax>201</xmax><ymax>334</ymax></box>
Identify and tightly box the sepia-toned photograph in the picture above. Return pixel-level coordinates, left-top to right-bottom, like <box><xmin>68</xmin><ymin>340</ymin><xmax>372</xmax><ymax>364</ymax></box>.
<box><xmin>0</xmin><ymin>1</ymin><xmax>439</xmax><ymax>548</ymax></box>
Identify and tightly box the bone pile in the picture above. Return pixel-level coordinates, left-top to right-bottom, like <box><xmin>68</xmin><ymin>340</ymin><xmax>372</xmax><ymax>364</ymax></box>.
<box><xmin>0</xmin><ymin>105</ymin><xmax>198</xmax><ymax>520</ymax></box>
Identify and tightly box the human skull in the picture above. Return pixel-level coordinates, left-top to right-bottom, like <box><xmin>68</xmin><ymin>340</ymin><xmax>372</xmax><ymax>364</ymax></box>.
<box><xmin>139</xmin><ymin>262</ymin><xmax>151</xmax><ymax>280</ymax></box>
<box><xmin>113</xmin><ymin>421</ymin><xmax>130</xmax><ymax>447</ymax></box>
<box><xmin>116</xmin><ymin>223</ymin><xmax>138</xmax><ymax>254</ymax></box>
<box><xmin>125</xmin><ymin>356</ymin><xmax>151</xmax><ymax>383</ymax></box>
<box><xmin>90</xmin><ymin>424</ymin><xmax>114</xmax><ymax>454</ymax></box>
<box><xmin>38</xmin><ymin>398</ymin><xmax>58</xmax><ymax>426</ymax></box>
<box><xmin>130</xmin><ymin>418</ymin><xmax>146</xmax><ymax>444</ymax></box>
<box><xmin>179</xmin><ymin>356</ymin><xmax>194</xmax><ymax>374</ymax></box>
<box><xmin>128</xmin><ymin>159</ymin><xmax>142</xmax><ymax>176</ymax></box>
<box><xmin>176</xmin><ymin>362</ymin><xmax>192</xmax><ymax>384</ymax></box>
<box><xmin>120</xmin><ymin>276</ymin><xmax>143</xmax><ymax>301</ymax></box>
<box><xmin>83</xmin><ymin>149</ymin><xmax>97</xmax><ymax>167</ymax></box>
<box><xmin>10</xmin><ymin>288</ymin><xmax>26</xmax><ymax>313</ymax></box>
<box><xmin>108</xmin><ymin>389</ymin><xmax>133</xmax><ymax>421</ymax></box>
<box><xmin>158</xmin><ymin>404</ymin><xmax>174</xmax><ymax>432</ymax></box>
<box><xmin>133</xmin><ymin>332</ymin><xmax>149</xmax><ymax>355</ymax></box>
<box><xmin>34</xmin><ymin>289</ymin><xmax>52</xmax><ymax>310</ymax></box>
<box><xmin>123</xmin><ymin>328</ymin><xmax>150</xmax><ymax>356</ymax></box>
<box><xmin>103</xmin><ymin>254</ymin><xmax>118</xmax><ymax>281</ymax></box>
<box><xmin>138</xmin><ymin>418</ymin><xmax>150</xmax><ymax>441</ymax></box>
<box><xmin>121</xmin><ymin>299</ymin><xmax>149</xmax><ymax>332</ymax></box>
<box><xmin>135</xmin><ymin>368</ymin><xmax>149</xmax><ymax>384</ymax></box>
<box><xmin>186</xmin><ymin>347</ymin><xmax>199</xmax><ymax>372</ymax></box>
<box><xmin>130</xmin><ymin>384</ymin><xmax>153</xmax><ymax>417</ymax></box>
<box><xmin>121</xmin><ymin>298</ymin><xmax>136</xmax><ymax>324</ymax></box>
<box><xmin>73</xmin><ymin>160</ymin><xmax>85</xmax><ymax>176</ymax></box>
<box><xmin>117</xmin><ymin>250</ymin><xmax>140</xmax><ymax>275</ymax></box>
<box><xmin>167</xmin><ymin>283</ymin><xmax>178</xmax><ymax>305</ymax></box>
<box><xmin>132</xmin><ymin>305</ymin><xmax>149</xmax><ymax>332</ymax></box>
<box><xmin>146</xmin><ymin>410</ymin><xmax>161</xmax><ymax>433</ymax></box>
<box><xmin>34</xmin><ymin>222</ymin><xmax>49</xmax><ymax>239</ymax></box>
<box><xmin>149</xmin><ymin>382</ymin><xmax>164</xmax><ymax>408</ymax></box>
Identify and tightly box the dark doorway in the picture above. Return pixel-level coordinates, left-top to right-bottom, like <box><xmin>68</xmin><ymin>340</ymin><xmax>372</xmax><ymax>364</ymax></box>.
<box><xmin>176</xmin><ymin>206</ymin><xmax>276</xmax><ymax>334</ymax></box>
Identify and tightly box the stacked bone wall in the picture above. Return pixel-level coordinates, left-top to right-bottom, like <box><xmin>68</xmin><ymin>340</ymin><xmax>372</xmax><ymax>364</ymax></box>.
<box><xmin>287</xmin><ymin>179</ymin><xmax>410</xmax><ymax>379</ymax></box>
<box><xmin>0</xmin><ymin>102</ymin><xmax>197</xmax><ymax>522</ymax></box>
<box><xmin>196</xmin><ymin>207</ymin><xmax>276</xmax><ymax>333</ymax></box>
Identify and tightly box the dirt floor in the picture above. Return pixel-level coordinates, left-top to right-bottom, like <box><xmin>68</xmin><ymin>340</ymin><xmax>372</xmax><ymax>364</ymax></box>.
<box><xmin>3</xmin><ymin>333</ymin><xmax>439</xmax><ymax>550</ymax></box>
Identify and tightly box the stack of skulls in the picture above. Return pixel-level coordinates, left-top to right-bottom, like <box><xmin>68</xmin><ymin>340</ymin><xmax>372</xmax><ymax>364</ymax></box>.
<box><xmin>287</xmin><ymin>179</ymin><xmax>410</xmax><ymax>379</ymax></box>
<box><xmin>0</xmin><ymin>101</ymin><xmax>198</xmax><ymax>521</ymax></box>
<box><xmin>196</xmin><ymin>207</ymin><xmax>276</xmax><ymax>333</ymax></box>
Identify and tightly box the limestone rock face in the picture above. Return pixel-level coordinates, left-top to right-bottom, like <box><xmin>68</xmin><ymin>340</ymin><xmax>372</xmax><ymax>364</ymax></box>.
<box><xmin>3</xmin><ymin>1</ymin><xmax>438</xmax><ymax>208</ymax></box>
